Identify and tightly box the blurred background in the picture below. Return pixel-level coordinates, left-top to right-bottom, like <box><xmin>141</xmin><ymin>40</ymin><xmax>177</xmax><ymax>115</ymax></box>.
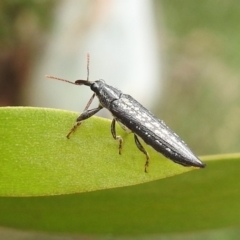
<box><xmin>1</xmin><ymin>0</ymin><xmax>240</xmax><ymax>238</ymax></box>
<box><xmin>1</xmin><ymin>0</ymin><xmax>240</xmax><ymax>156</ymax></box>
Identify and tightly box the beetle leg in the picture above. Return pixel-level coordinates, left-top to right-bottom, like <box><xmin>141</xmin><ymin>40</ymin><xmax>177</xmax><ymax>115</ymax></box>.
<box><xmin>67</xmin><ymin>99</ymin><xmax>103</xmax><ymax>138</ymax></box>
<box><xmin>134</xmin><ymin>134</ymin><xmax>150</xmax><ymax>173</ymax></box>
<box><xmin>83</xmin><ymin>93</ymin><xmax>95</xmax><ymax>111</ymax></box>
<box><xmin>111</xmin><ymin>118</ymin><xmax>123</xmax><ymax>155</ymax></box>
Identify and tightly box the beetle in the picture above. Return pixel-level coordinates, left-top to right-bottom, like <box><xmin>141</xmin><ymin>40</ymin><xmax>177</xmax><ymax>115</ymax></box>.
<box><xmin>46</xmin><ymin>54</ymin><xmax>205</xmax><ymax>172</ymax></box>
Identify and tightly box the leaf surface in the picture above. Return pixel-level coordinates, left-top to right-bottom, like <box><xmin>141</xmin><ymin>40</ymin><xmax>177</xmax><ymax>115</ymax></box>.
<box><xmin>1</xmin><ymin>107</ymin><xmax>202</xmax><ymax>196</ymax></box>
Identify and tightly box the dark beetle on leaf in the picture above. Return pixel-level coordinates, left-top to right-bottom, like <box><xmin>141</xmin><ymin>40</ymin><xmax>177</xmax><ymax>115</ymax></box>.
<box><xmin>46</xmin><ymin>54</ymin><xmax>205</xmax><ymax>172</ymax></box>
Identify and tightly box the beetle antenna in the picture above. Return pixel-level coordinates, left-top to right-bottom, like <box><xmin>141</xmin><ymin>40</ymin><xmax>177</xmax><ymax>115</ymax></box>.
<box><xmin>45</xmin><ymin>75</ymin><xmax>77</xmax><ymax>85</ymax></box>
<box><xmin>46</xmin><ymin>53</ymin><xmax>91</xmax><ymax>85</ymax></box>
<box><xmin>87</xmin><ymin>52</ymin><xmax>90</xmax><ymax>82</ymax></box>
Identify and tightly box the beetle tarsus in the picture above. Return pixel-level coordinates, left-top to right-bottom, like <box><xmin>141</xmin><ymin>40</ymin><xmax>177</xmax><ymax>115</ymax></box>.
<box><xmin>134</xmin><ymin>134</ymin><xmax>150</xmax><ymax>173</ymax></box>
<box><xmin>66</xmin><ymin>121</ymin><xmax>82</xmax><ymax>139</ymax></box>
<box><xmin>111</xmin><ymin>118</ymin><xmax>123</xmax><ymax>155</ymax></box>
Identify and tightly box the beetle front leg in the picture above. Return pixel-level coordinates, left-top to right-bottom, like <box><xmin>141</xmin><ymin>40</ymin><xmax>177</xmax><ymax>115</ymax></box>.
<box><xmin>111</xmin><ymin>118</ymin><xmax>123</xmax><ymax>155</ymax></box>
<box><xmin>134</xmin><ymin>134</ymin><xmax>150</xmax><ymax>173</ymax></box>
<box><xmin>67</xmin><ymin>105</ymin><xmax>103</xmax><ymax>139</ymax></box>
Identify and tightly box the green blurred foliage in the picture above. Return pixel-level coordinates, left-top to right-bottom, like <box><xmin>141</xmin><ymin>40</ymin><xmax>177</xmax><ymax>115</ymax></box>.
<box><xmin>155</xmin><ymin>0</ymin><xmax>240</xmax><ymax>156</ymax></box>
<box><xmin>0</xmin><ymin>0</ymin><xmax>55</xmax><ymax>42</ymax></box>
<box><xmin>0</xmin><ymin>0</ymin><xmax>56</xmax><ymax>105</ymax></box>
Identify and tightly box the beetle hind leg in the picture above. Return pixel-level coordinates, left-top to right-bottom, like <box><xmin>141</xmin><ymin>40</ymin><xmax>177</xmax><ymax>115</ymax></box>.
<box><xmin>111</xmin><ymin>118</ymin><xmax>123</xmax><ymax>154</ymax></box>
<box><xmin>134</xmin><ymin>134</ymin><xmax>150</xmax><ymax>173</ymax></box>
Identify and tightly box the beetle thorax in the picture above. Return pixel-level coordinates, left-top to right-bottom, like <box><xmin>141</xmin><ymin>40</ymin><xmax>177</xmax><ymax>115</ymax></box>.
<box><xmin>91</xmin><ymin>80</ymin><xmax>122</xmax><ymax>108</ymax></box>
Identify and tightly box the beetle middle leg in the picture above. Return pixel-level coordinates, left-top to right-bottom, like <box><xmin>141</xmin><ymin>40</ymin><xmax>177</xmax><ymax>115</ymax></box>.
<box><xmin>111</xmin><ymin>118</ymin><xmax>123</xmax><ymax>154</ymax></box>
<box><xmin>134</xmin><ymin>134</ymin><xmax>150</xmax><ymax>173</ymax></box>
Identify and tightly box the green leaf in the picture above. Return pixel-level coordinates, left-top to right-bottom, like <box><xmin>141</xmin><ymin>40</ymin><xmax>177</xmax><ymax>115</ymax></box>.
<box><xmin>0</xmin><ymin>155</ymin><xmax>239</xmax><ymax>235</ymax></box>
<box><xmin>1</xmin><ymin>107</ymin><xmax>202</xmax><ymax>197</ymax></box>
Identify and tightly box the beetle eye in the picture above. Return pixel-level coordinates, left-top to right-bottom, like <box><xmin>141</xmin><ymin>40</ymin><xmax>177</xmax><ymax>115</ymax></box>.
<box><xmin>99</xmin><ymin>79</ymin><xmax>105</xmax><ymax>83</ymax></box>
<box><xmin>90</xmin><ymin>81</ymin><xmax>100</xmax><ymax>92</ymax></box>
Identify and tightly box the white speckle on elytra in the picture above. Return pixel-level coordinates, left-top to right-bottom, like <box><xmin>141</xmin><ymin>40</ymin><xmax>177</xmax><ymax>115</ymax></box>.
<box><xmin>166</xmin><ymin>148</ymin><xmax>171</xmax><ymax>152</ymax></box>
